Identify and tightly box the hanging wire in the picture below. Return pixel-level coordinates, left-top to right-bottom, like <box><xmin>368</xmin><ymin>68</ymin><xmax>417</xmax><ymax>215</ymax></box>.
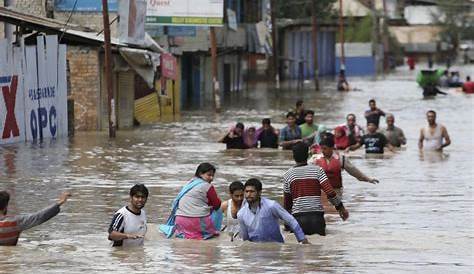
<box><xmin>59</xmin><ymin>0</ymin><xmax>79</xmax><ymax>43</ymax></box>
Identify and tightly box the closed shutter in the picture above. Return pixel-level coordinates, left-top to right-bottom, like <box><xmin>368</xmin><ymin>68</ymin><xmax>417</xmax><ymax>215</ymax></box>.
<box><xmin>117</xmin><ymin>71</ymin><xmax>135</xmax><ymax>129</ymax></box>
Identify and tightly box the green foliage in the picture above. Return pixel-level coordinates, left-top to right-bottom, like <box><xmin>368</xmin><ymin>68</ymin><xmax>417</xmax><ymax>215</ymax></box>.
<box><xmin>337</xmin><ymin>15</ymin><xmax>373</xmax><ymax>43</ymax></box>
<box><xmin>276</xmin><ymin>0</ymin><xmax>336</xmax><ymax>21</ymax></box>
<box><xmin>433</xmin><ymin>0</ymin><xmax>474</xmax><ymax>47</ymax></box>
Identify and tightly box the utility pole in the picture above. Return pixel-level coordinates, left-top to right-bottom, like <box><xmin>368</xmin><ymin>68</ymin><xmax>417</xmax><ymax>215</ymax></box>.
<box><xmin>4</xmin><ymin>0</ymin><xmax>13</xmax><ymax>41</ymax></box>
<box><xmin>371</xmin><ymin>0</ymin><xmax>382</xmax><ymax>77</ymax></box>
<box><xmin>270</xmin><ymin>0</ymin><xmax>279</xmax><ymax>89</ymax></box>
<box><xmin>101</xmin><ymin>0</ymin><xmax>116</xmax><ymax>137</ymax></box>
<box><xmin>338</xmin><ymin>0</ymin><xmax>346</xmax><ymax>71</ymax></box>
<box><xmin>311</xmin><ymin>0</ymin><xmax>319</xmax><ymax>91</ymax></box>
<box><xmin>210</xmin><ymin>27</ymin><xmax>221</xmax><ymax>112</ymax></box>
<box><xmin>382</xmin><ymin>0</ymin><xmax>389</xmax><ymax>72</ymax></box>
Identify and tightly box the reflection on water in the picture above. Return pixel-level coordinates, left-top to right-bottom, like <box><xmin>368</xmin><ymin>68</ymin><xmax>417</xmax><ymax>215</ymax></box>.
<box><xmin>0</xmin><ymin>66</ymin><xmax>473</xmax><ymax>273</ymax></box>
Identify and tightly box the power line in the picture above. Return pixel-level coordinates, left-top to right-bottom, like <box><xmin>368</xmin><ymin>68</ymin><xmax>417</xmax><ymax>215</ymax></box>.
<box><xmin>59</xmin><ymin>0</ymin><xmax>79</xmax><ymax>43</ymax></box>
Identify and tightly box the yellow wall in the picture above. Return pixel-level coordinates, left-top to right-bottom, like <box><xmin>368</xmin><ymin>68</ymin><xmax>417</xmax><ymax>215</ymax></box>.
<box><xmin>134</xmin><ymin>62</ymin><xmax>181</xmax><ymax>124</ymax></box>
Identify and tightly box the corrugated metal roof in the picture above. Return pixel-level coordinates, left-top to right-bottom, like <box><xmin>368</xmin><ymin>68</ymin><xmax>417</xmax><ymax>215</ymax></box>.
<box><xmin>0</xmin><ymin>6</ymin><xmax>90</xmax><ymax>32</ymax></box>
<box><xmin>0</xmin><ymin>6</ymin><xmax>165</xmax><ymax>53</ymax></box>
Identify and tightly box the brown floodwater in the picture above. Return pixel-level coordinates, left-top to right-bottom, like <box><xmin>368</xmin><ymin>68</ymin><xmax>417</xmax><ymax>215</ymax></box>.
<box><xmin>0</xmin><ymin>65</ymin><xmax>473</xmax><ymax>273</ymax></box>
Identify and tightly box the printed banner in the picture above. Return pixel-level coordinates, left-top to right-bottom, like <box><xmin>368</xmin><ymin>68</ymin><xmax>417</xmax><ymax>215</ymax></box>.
<box><xmin>0</xmin><ymin>35</ymin><xmax>67</xmax><ymax>145</ymax></box>
<box><xmin>118</xmin><ymin>0</ymin><xmax>147</xmax><ymax>45</ymax></box>
<box><xmin>161</xmin><ymin>53</ymin><xmax>178</xmax><ymax>80</ymax></box>
<box><xmin>146</xmin><ymin>0</ymin><xmax>224</xmax><ymax>26</ymax></box>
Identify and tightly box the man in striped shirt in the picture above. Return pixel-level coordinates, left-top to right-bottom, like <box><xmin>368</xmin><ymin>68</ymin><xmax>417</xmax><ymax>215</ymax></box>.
<box><xmin>0</xmin><ymin>190</ymin><xmax>71</xmax><ymax>246</ymax></box>
<box><xmin>283</xmin><ymin>143</ymin><xmax>349</xmax><ymax>236</ymax></box>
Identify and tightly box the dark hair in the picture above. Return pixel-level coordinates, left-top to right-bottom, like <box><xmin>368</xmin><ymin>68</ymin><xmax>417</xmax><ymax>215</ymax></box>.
<box><xmin>286</xmin><ymin>111</ymin><xmax>296</xmax><ymax>118</ymax></box>
<box><xmin>245</xmin><ymin>178</ymin><xmax>262</xmax><ymax>192</ymax></box>
<box><xmin>0</xmin><ymin>191</ymin><xmax>10</xmax><ymax>211</ymax></box>
<box><xmin>320</xmin><ymin>132</ymin><xmax>335</xmax><ymax>147</ymax></box>
<box><xmin>292</xmin><ymin>142</ymin><xmax>309</xmax><ymax>163</ymax></box>
<box><xmin>426</xmin><ymin>110</ymin><xmax>436</xmax><ymax>116</ymax></box>
<box><xmin>367</xmin><ymin>122</ymin><xmax>378</xmax><ymax>128</ymax></box>
<box><xmin>346</xmin><ymin>113</ymin><xmax>356</xmax><ymax>120</ymax></box>
<box><xmin>304</xmin><ymin>110</ymin><xmax>314</xmax><ymax>116</ymax></box>
<box><xmin>369</xmin><ymin>99</ymin><xmax>376</xmax><ymax>104</ymax></box>
<box><xmin>229</xmin><ymin>181</ymin><xmax>244</xmax><ymax>194</ymax></box>
<box><xmin>466</xmin><ymin>76</ymin><xmax>470</xmax><ymax>81</ymax></box>
<box><xmin>262</xmin><ymin>118</ymin><xmax>271</xmax><ymax>125</ymax></box>
<box><xmin>195</xmin><ymin>162</ymin><xmax>216</xmax><ymax>178</ymax></box>
<box><xmin>235</xmin><ymin>122</ymin><xmax>244</xmax><ymax>130</ymax></box>
<box><xmin>296</xmin><ymin>100</ymin><xmax>303</xmax><ymax>107</ymax></box>
<box><xmin>130</xmin><ymin>184</ymin><xmax>149</xmax><ymax>198</ymax></box>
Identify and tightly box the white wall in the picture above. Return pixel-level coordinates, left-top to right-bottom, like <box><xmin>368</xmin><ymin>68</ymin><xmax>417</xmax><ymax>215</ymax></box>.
<box><xmin>404</xmin><ymin>5</ymin><xmax>444</xmax><ymax>25</ymax></box>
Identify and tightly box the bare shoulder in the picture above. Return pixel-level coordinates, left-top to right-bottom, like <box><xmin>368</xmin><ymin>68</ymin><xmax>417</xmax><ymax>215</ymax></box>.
<box><xmin>221</xmin><ymin>200</ymin><xmax>229</xmax><ymax>212</ymax></box>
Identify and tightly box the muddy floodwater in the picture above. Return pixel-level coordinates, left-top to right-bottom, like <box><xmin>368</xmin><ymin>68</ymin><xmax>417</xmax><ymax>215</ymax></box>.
<box><xmin>0</xmin><ymin>66</ymin><xmax>473</xmax><ymax>273</ymax></box>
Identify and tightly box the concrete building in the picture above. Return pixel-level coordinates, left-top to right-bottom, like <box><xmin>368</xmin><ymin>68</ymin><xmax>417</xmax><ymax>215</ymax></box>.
<box><xmin>0</xmin><ymin>6</ymin><xmax>163</xmax><ymax>131</ymax></box>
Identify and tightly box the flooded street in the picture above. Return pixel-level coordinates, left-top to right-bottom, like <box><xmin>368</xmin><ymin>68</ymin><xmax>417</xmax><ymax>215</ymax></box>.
<box><xmin>0</xmin><ymin>66</ymin><xmax>473</xmax><ymax>273</ymax></box>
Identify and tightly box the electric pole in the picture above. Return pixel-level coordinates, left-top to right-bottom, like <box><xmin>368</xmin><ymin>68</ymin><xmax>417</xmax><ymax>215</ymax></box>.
<box><xmin>270</xmin><ymin>0</ymin><xmax>279</xmax><ymax>89</ymax></box>
<box><xmin>101</xmin><ymin>0</ymin><xmax>116</xmax><ymax>137</ymax></box>
<box><xmin>210</xmin><ymin>27</ymin><xmax>221</xmax><ymax>112</ymax></box>
<box><xmin>311</xmin><ymin>0</ymin><xmax>320</xmax><ymax>91</ymax></box>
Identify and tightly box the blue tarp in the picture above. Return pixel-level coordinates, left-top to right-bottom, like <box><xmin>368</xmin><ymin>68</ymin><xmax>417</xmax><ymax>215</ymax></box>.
<box><xmin>335</xmin><ymin>57</ymin><xmax>376</xmax><ymax>76</ymax></box>
<box><xmin>54</xmin><ymin>0</ymin><xmax>118</xmax><ymax>12</ymax></box>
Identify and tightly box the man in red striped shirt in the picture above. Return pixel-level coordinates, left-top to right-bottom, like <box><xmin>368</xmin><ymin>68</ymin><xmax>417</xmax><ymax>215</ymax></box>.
<box><xmin>0</xmin><ymin>191</ymin><xmax>71</xmax><ymax>245</ymax></box>
<box><xmin>283</xmin><ymin>143</ymin><xmax>348</xmax><ymax>236</ymax></box>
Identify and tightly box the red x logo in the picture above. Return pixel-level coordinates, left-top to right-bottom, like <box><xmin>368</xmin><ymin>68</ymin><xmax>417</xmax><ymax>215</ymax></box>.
<box><xmin>2</xmin><ymin>75</ymin><xmax>20</xmax><ymax>139</ymax></box>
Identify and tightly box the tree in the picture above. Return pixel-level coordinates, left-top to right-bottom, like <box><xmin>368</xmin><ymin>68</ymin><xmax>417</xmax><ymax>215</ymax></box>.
<box><xmin>277</xmin><ymin>0</ymin><xmax>336</xmax><ymax>20</ymax></box>
<box><xmin>433</xmin><ymin>0</ymin><xmax>474</xmax><ymax>56</ymax></box>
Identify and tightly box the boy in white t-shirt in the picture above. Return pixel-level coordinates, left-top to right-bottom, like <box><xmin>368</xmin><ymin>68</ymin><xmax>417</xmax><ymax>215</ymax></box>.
<box><xmin>108</xmin><ymin>184</ymin><xmax>148</xmax><ymax>247</ymax></box>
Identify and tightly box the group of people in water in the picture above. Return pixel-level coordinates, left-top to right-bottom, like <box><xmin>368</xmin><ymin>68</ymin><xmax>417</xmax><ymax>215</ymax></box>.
<box><xmin>220</xmin><ymin>99</ymin><xmax>411</xmax><ymax>155</ymax></box>
<box><xmin>0</xmin><ymin>98</ymin><xmax>452</xmax><ymax>247</ymax></box>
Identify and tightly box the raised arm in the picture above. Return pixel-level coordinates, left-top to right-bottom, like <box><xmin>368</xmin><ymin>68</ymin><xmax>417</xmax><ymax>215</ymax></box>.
<box><xmin>17</xmin><ymin>192</ymin><xmax>71</xmax><ymax>231</ymax></box>
<box><xmin>343</xmin><ymin>157</ymin><xmax>378</xmax><ymax>184</ymax></box>
<box><xmin>218</xmin><ymin>132</ymin><xmax>230</xmax><ymax>143</ymax></box>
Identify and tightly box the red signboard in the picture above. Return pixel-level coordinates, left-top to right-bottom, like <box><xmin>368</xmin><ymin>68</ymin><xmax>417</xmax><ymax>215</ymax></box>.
<box><xmin>161</xmin><ymin>53</ymin><xmax>177</xmax><ymax>80</ymax></box>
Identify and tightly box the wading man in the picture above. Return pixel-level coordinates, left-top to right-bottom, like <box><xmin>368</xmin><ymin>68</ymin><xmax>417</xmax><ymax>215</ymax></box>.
<box><xmin>283</xmin><ymin>143</ymin><xmax>348</xmax><ymax>236</ymax></box>
<box><xmin>0</xmin><ymin>191</ymin><xmax>71</xmax><ymax>245</ymax></box>
<box><xmin>364</xmin><ymin>99</ymin><xmax>386</xmax><ymax>128</ymax></box>
<box><xmin>380</xmin><ymin>114</ymin><xmax>406</xmax><ymax>147</ymax></box>
<box><xmin>348</xmin><ymin>122</ymin><xmax>394</xmax><ymax>154</ymax></box>
<box><xmin>418</xmin><ymin>110</ymin><xmax>451</xmax><ymax>151</ymax></box>
<box><xmin>280</xmin><ymin>112</ymin><xmax>303</xmax><ymax>150</ymax></box>
<box><xmin>237</xmin><ymin>179</ymin><xmax>309</xmax><ymax>244</ymax></box>
<box><xmin>108</xmin><ymin>184</ymin><xmax>148</xmax><ymax>247</ymax></box>
<box><xmin>314</xmin><ymin>133</ymin><xmax>379</xmax><ymax>198</ymax></box>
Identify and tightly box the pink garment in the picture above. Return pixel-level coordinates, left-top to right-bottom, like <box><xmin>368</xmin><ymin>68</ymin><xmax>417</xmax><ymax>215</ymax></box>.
<box><xmin>175</xmin><ymin>215</ymin><xmax>219</xmax><ymax>240</ymax></box>
<box><xmin>334</xmin><ymin>126</ymin><xmax>350</xmax><ymax>149</ymax></box>
<box><xmin>243</xmin><ymin>127</ymin><xmax>258</xmax><ymax>148</ymax></box>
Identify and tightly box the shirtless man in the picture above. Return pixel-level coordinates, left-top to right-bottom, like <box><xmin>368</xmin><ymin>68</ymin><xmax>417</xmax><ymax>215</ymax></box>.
<box><xmin>220</xmin><ymin>181</ymin><xmax>244</xmax><ymax>238</ymax></box>
<box><xmin>418</xmin><ymin>110</ymin><xmax>451</xmax><ymax>151</ymax></box>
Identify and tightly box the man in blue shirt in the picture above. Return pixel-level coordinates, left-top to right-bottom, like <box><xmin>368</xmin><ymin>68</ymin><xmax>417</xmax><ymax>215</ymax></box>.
<box><xmin>279</xmin><ymin>112</ymin><xmax>303</xmax><ymax>150</ymax></box>
<box><xmin>237</xmin><ymin>178</ymin><xmax>309</xmax><ymax>244</ymax></box>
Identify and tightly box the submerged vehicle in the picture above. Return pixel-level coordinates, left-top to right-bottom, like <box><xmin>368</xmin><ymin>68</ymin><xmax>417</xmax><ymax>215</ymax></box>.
<box><xmin>416</xmin><ymin>69</ymin><xmax>447</xmax><ymax>97</ymax></box>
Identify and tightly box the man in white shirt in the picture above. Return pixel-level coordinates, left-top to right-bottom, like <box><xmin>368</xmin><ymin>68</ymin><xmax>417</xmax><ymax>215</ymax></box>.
<box><xmin>108</xmin><ymin>184</ymin><xmax>148</xmax><ymax>247</ymax></box>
